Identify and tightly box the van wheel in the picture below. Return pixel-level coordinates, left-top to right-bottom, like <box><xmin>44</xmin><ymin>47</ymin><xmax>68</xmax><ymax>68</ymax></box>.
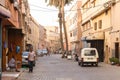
<box><xmin>95</xmin><ymin>63</ymin><xmax>98</xmax><ymax>67</ymax></box>
<box><xmin>91</xmin><ymin>63</ymin><xmax>94</xmax><ymax>66</ymax></box>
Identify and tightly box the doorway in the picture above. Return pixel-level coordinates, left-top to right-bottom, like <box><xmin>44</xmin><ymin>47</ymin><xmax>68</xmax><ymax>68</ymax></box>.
<box><xmin>115</xmin><ymin>43</ymin><xmax>119</xmax><ymax>59</ymax></box>
<box><xmin>87</xmin><ymin>40</ymin><xmax>104</xmax><ymax>62</ymax></box>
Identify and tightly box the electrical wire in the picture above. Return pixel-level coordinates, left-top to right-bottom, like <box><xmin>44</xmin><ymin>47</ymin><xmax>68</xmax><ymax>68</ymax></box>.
<box><xmin>29</xmin><ymin>4</ymin><xmax>57</xmax><ymax>11</ymax></box>
<box><xmin>30</xmin><ymin>9</ymin><xmax>58</xmax><ymax>12</ymax></box>
<box><xmin>29</xmin><ymin>4</ymin><xmax>102</xmax><ymax>12</ymax></box>
<box><xmin>29</xmin><ymin>1</ymin><xmax>120</xmax><ymax>12</ymax></box>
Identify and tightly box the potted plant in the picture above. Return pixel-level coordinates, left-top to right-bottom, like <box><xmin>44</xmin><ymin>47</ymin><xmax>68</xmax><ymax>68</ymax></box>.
<box><xmin>109</xmin><ymin>57</ymin><xmax>119</xmax><ymax>65</ymax></box>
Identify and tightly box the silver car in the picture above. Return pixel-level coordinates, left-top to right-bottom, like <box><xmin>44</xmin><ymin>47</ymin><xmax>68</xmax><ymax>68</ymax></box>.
<box><xmin>22</xmin><ymin>51</ymin><xmax>29</xmax><ymax>66</ymax></box>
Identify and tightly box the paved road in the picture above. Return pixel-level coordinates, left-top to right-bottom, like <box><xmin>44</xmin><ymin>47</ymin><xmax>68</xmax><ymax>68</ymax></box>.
<box><xmin>17</xmin><ymin>54</ymin><xmax>120</xmax><ymax>80</ymax></box>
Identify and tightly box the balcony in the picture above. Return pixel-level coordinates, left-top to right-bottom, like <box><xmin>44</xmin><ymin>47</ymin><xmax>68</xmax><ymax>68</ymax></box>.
<box><xmin>82</xmin><ymin>0</ymin><xmax>111</xmax><ymax>24</ymax></box>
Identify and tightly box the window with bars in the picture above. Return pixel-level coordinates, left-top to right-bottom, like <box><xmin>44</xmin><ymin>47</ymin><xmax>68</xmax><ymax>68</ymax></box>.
<box><xmin>70</xmin><ymin>32</ymin><xmax>72</xmax><ymax>37</ymax></box>
<box><xmin>94</xmin><ymin>22</ymin><xmax>97</xmax><ymax>30</ymax></box>
<box><xmin>73</xmin><ymin>29</ymin><xmax>77</xmax><ymax>36</ymax></box>
<box><xmin>98</xmin><ymin>20</ymin><xmax>102</xmax><ymax>29</ymax></box>
<box><xmin>93</xmin><ymin>0</ymin><xmax>96</xmax><ymax>7</ymax></box>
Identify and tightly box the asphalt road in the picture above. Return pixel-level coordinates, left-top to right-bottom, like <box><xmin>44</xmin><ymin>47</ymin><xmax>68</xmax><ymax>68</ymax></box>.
<box><xmin>17</xmin><ymin>54</ymin><xmax>120</xmax><ymax>80</ymax></box>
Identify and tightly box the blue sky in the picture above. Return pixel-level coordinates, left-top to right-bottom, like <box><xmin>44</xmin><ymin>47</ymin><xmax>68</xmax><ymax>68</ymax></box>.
<box><xmin>28</xmin><ymin>0</ymin><xmax>77</xmax><ymax>26</ymax></box>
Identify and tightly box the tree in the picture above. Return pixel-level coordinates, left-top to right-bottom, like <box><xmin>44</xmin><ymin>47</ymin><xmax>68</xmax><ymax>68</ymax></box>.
<box><xmin>45</xmin><ymin>0</ymin><xmax>73</xmax><ymax>53</ymax></box>
<box><xmin>58</xmin><ymin>7</ymin><xmax>64</xmax><ymax>51</ymax></box>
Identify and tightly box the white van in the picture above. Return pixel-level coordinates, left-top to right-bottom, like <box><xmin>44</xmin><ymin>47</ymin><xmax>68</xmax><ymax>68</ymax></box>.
<box><xmin>78</xmin><ymin>48</ymin><xmax>99</xmax><ymax>67</ymax></box>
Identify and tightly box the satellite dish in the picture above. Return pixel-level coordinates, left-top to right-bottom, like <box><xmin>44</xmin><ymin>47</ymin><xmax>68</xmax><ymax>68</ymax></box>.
<box><xmin>103</xmin><ymin>2</ymin><xmax>109</xmax><ymax>8</ymax></box>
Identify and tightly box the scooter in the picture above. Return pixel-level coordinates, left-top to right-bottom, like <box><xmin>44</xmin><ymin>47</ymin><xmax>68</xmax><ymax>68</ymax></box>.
<box><xmin>74</xmin><ymin>54</ymin><xmax>78</xmax><ymax>61</ymax></box>
<box><xmin>67</xmin><ymin>54</ymin><xmax>72</xmax><ymax>60</ymax></box>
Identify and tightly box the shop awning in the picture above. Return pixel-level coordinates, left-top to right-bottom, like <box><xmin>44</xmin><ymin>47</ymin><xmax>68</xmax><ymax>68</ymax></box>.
<box><xmin>81</xmin><ymin>32</ymin><xmax>104</xmax><ymax>41</ymax></box>
<box><xmin>8</xmin><ymin>27</ymin><xmax>25</xmax><ymax>36</ymax></box>
<box><xmin>0</xmin><ymin>5</ymin><xmax>11</xmax><ymax>18</ymax></box>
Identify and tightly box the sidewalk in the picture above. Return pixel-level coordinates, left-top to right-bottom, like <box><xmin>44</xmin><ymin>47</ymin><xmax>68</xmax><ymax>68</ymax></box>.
<box><xmin>2</xmin><ymin>69</ymin><xmax>24</xmax><ymax>80</ymax></box>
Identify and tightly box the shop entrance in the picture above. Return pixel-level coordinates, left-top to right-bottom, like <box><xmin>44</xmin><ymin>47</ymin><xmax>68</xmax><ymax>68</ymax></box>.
<box><xmin>87</xmin><ymin>40</ymin><xmax>104</xmax><ymax>62</ymax></box>
<box><xmin>115</xmin><ymin>43</ymin><xmax>119</xmax><ymax>59</ymax></box>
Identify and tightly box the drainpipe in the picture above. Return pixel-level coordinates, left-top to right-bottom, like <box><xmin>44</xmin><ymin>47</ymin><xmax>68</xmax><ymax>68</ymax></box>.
<box><xmin>0</xmin><ymin>18</ymin><xmax>2</xmax><ymax>78</ymax></box>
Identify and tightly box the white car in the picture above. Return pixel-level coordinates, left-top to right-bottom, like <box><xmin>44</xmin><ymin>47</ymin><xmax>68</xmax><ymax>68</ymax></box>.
<box><xmin>78</xmin><ymin>48</ymin><xmax>99</xmax><ymax>67</ymax></box>
<box><xmin>42</xmin><ymin>49</ymin><xmax>48</xmax><ymax>55</ymax></box>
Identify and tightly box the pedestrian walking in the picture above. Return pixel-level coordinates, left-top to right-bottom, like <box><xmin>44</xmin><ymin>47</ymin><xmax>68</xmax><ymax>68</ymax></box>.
<box><xmin>28</xmin><ymin>46</ymin><xmax>36</xmax><ymax>72</ymax></box>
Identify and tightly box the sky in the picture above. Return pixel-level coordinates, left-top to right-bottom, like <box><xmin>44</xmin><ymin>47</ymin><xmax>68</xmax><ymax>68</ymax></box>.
<box><xmin>28</xmin><ymin>0</ymin><xmax>77</xmax><ymax>26</ymax></box>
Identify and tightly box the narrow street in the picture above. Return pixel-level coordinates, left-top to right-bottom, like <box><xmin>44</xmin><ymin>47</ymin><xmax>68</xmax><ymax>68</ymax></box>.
<box><xmin>17</xmin><ymin>54</ymin><xmax>120</xmax><ymax>80</ymax></box>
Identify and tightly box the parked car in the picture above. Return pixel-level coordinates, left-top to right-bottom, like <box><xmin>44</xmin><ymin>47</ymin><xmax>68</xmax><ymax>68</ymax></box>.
<box><xmin>22</xmin><ymin>51</ymin><xmax>36</xmax><ymax>66</ymax></box>
<box><xmin>36</xmin><ymin>49</ymin><xmax>43</xmax><ymax>57</ymax></box>
<box><xmin>42</xmin><ymin>49</ymin><xmax>48</xmax><ymax>55</ymax></box>
<box><xmin>78</xmin><ymin>48</ymin><xmax>99</xmax><ymax>67</ymax></box>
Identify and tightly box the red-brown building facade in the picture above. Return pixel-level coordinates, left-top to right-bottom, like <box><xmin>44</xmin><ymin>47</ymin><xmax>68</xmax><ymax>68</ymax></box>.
<box><xmin>2</xmin><ymin>0</ymin><xmax>24</xmax><ymax>71</ymax></box>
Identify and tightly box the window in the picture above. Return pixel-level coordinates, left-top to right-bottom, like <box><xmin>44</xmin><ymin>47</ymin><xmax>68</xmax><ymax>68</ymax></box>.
<box><xmin>70</xmin><ymin>32</ymin><xmax>72</xmax><ymax>37</ymax></box>
<box><xmin>88</xmin><ymin>21</ymin><xmax>91</xmax><ymax>28</ymax></box>
<box><xmin>94</xmin><ymin>22</ymin><xmax>97</xmax><ymax>30</ymax></box>
<box><xmin>98</xmin><ymin>20</ymin><xmax>102</xmax><ymax>29</ymax></box>
<box><xmin>82</xmin><ymin>25</ymin><xmax>85</xmax><ymax>31</ymax></box>
<box><xmin>86</xmin><ymin>23</ymin><xmax>88</xmax><ymax>30</ymax></box>
<box><xmin>73</xmin><ymin>29</ymin><xmax>77</xmax><ymax>36</ymax></box>
<box><xmin>92</xmin><ymin>0</ymin><xmax>96</xmax><ymax>7</ymax></box>
<box><xmin>55</xmin><ymin>28</ymin><xmax>58</xmax><ymax>32</ymax></box>
<box><xmin>86</xmin><ymin>22</ymin><xmax>91</xmax><ymax>29</ymax></box>
<box><xmin>82</xmin><ymin>24</ymin><xmax>86</xmax><ymax>31</ymax></box>
<box><xmin>105</xmin><ymin>10</ymin><xmax>108</xmax><ymax>15</ymax></box>
<box><xmin>84</xmin><ymin>50</ymin><xmax>96</xmax><ymax>56</ymax></box>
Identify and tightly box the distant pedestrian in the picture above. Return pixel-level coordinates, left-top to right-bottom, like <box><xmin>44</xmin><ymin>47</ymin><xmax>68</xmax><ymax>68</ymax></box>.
<box><xmin>28</xmin><ymin>46</ymin><xmax>36</xmax><ymax>72</ymax></box>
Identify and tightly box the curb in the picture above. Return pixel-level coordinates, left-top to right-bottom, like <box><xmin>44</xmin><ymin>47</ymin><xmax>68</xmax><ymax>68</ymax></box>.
<box><xmin>15</xmin><ymin>69</ymin><xmax>25</xmax><ymax>80</ymax></box>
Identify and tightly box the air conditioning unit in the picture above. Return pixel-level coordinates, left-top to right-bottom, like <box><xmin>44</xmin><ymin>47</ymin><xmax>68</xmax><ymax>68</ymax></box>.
<box><xmin>14</xmin><ymin>1</ymin><xmax>19</xmax><ymax>10</ymax></box>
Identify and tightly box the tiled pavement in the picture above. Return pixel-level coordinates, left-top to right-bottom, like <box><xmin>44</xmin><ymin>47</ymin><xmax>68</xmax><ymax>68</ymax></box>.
<box><xmin>2</xmin><ymin>76</ymin><xmax>16</xmax><ymax>80</ymax></box>
<box><xmin>2</xmin><ymin>69</ymin><xmax>25</xmax><ymax>80</ymax></box>
<box><xmin>14</xmin><ymin>54</ymin><xmax>120</xmax><ymax>80</ymax></box>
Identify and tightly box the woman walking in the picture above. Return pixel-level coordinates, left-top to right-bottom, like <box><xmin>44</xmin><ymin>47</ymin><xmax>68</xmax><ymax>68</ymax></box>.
<box><xmin>28</xmin><ymin>46</ymin><xmax>36</xmax><ymax>72</ymax></box>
